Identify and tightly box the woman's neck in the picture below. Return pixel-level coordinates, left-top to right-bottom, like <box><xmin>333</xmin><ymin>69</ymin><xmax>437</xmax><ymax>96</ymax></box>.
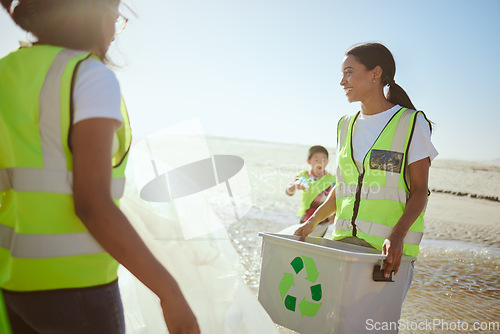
<box><xmin>360</xmin><ymin>94</ymin><xmax>394</xmax><ymax>116</ymax></box>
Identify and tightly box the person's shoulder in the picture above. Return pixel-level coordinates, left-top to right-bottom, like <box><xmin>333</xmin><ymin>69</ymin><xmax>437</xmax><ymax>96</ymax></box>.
<box><xmin>337</xmin><ymin>113</ymin><xmax>351</xmax><ymax>134</ymax></box>
<box><xmin>401</xmin><ymin>108</ymin><xmax>428</xmax><ymax>120</ymax></box>
<box><xmin>413</xmin><ymin>111</ymin><xmax>432</xmax><ymax>134</ymax></box>
<box><xmin>80</xmin><ymin>56</ymin><xmax>108</xmax><ymax>69</ymax></box>
<box><xmin>338</xmin><ymin>113</ymin><xmax>357</xmax><ymax>123</ymax></box>
<box><xmin>72</xmin><ymin>57</ymin><xmax>122</xmax><ymax>124</ymax></box>
<box><xmin>337</xmin><ymin>112</ymin><xmax>360</xmax><ymax>130</ymax></box>
<box><xmin>78</xmin><ymin>57</ymin><xmax>117</xmax><ymax>81</ymax></box>
<box><xmin>74</xmin><ymin>57</ymin><xmax>120</xmax><ymax>98</ymax></box>
<box><xmin>406</xmin><ymin>109</ymin><xmax>438</xmax><ymax>163</ymax></box>
<box><xmin>414</xmin><ymin>110</ymin><xmax>430</xmax><ymax>121</ymax></box>
<box><xmin>398</xmin><ymin>108</ymin><xmax>431</xmax><ymax>132</ymax></box>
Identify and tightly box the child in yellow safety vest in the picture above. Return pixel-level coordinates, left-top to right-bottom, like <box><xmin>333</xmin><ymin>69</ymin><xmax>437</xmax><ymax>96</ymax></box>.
<box><xmin>286</xmin><ymin>145</ymin><xmax>336</xmax><ymax>225</ymax></box>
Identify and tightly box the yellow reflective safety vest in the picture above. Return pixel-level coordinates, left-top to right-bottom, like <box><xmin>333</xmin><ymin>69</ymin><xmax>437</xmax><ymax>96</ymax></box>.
<box><xmin>0</xmin><ymin>45</ymin><xmax>132</xmax><ymax>291</ymax></box>
<box><xmin>333</xmin><ymin>107</ymin><xmax>429</xmax><ymax>257</ymax></box>
<box><xmin>295</xmin><ymin>170</ymin><xmax>336</xmax><ymax>217</ymax></box>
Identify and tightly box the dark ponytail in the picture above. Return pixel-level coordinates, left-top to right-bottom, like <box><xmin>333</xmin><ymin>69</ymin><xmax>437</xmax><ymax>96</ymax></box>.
<box><xmin>346</xmin><ymin>43</ymin><xmax>416</xmax><ymax>110</ymax></box>
<box><xmin>0</xmin><ymin>0</ymin><xmax>11</xmax><ymax>10</ymax></box>
<box><xmin>2</xmin><ymin>0</ymin><xmax>48</xmax><ymax>32</ymax></box>
<box><xmin>0</xmin><ymin>0</ymin><xmax>14</xmax><ymax>15</ymax></box>
<box><xmin>386</xmin><ymin>82</ymin><xmax>416</xmax><ymax>110</ymax></box>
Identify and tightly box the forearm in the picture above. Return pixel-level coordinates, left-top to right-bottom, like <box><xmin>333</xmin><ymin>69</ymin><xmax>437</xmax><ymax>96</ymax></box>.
<box><xmin>286</xmin><ymin>183</ymin><xmax>297</xmax><ymax>196</ymax></box>
<box><xmin>306</xmin><ymin>187</ymin><xmax>337</xmax><ymax>227</ymax></box>
<box><xmin>71</xmin><ymin>119</ymin><xmax>198</xmax><ymax>332</ymax></box>
<box><xmin>76</xmin><ymin>201</ymin><xmax>180</xmax><ymax>299</ymax></box>
<box><xmin>391</xmin><ymin>157</ymin><xmax>431</xmax><ymax>239</ymax></box>
<box><xmin>391</xmin><ymin>187</ymin><xmax>427</xmax><ymax>237</ymax></box>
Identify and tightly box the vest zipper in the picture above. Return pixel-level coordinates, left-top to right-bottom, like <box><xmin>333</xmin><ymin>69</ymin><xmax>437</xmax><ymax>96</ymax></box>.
<box><xmin>350</xmin><ymin>172</ymin><xmax>364</xmax><ymax>237</ymax></box>
<box><xmin>346</xmin><ymin>108</ymin><xmax>403</xmax><ymax>237</ymax></box>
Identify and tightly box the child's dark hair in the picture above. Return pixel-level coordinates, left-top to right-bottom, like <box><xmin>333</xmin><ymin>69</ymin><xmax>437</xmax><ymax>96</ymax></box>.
<box><xmin>308</xmin><ymin>145</ymin><xmax>329</xmax><ymax>160</ymax></box>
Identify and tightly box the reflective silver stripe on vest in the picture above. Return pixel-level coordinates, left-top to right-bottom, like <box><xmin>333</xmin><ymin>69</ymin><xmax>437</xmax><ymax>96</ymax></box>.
<box><xmin>0</xmin><ymin>49</ymin><xmax>125</xmax><ymax>198</ymax></box>
<box><xmin>0</xmin><ymin>168</ymin><xmax>125</xmax><ymax>198</ymax></box>
<box><xmin>338</xmin><ymin>115</ymin><xmax>351</xmax><ymax>149</ymax></box>
<box><xmin>334</xmin><ymin>218</ymin><xmax>423</xmax><ymax>245</ymax></box>
<box><xmin>385</xmin><ymin>108</ymin><xmax>414</xmax><ymax>189</ymax></box>
<box><xmin>335</xmin><ymin>109</ymin><xmax>418</xmax><ymax>204</ymax></box>
<box><xmin>40</xmin><ymin>49</ymin><xmax>87</xmax><ymax>170</ymax></box>
<box><xmin>336</xmin><ymin>183</ymin><xmax>408</xmax><ymax>202</ymax></box>
<box><xmin>334</xmin><ymin>168</ymin><xmax>346</xmax><ymax>198</ymax></box>
<box><xmin>390</xmin><ymin>108</ymin><xmax>413</xmax><ymax>153</ymax></box>
<box><xmin>334</xmin><ymin>116</ymin><xmax>348</xmax><ymax>200</ymax></box>
<box><xmin>0</xmin><ymin>224</ymin><xmax>106</xmax><ymax>258</ymax></box>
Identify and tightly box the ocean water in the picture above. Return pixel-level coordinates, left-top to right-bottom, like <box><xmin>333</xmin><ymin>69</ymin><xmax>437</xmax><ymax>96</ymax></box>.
<box><xmin>206</xmin><ymin>136</ymin><xmax>500</xmax><ymax>334</ymax></box>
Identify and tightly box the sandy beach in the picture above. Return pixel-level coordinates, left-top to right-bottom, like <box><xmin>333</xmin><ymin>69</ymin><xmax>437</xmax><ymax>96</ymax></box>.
<box><xmin>205</xmin><ymin>136</ymin><xmax>500</xmax><ymax>334</ymax></box>
<box><xmin>207</xmin><ymin>136</ymin><xmax>500</xmax><ymax>249</ymax></box>
<box><xmin>120</xmin><ymin>136</ymin><xmax>500</xmax><ymax>333</ymax></box>
<box><xmin>426</xmin><ymin>160</ymin><xmax>500</xmax><ymax>248</ymax></box>
<box><xmin>424</xmin><ymin>192</ymin><xmax>500</xmax><ymax>248</ymax></box>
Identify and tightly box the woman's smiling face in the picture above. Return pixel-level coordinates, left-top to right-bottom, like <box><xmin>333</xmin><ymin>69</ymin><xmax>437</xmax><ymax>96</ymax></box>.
<box><xmin>340</xmin><ymin>55</ymin><xmax>376</xmax><ymax>103</ymax></box>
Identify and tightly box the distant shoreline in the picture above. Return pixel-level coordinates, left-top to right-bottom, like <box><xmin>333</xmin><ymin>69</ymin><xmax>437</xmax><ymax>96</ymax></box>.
<box><xmin>133</xmin><ymin>133</ymin><xmax>500</xmax><ymax>165</ymax></box>
<box><xmin>430</xmin><ymin>188</ymin><xmax>500</xmax><ymax>203</ymax></box>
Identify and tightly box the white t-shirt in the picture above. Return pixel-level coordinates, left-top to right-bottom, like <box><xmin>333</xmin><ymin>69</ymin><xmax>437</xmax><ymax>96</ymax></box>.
<box><xmin>351</xmin><ymin>105</ymin><xmax>438</xmax><ymax>166</ymax></box>
<box><xmin>72</xmin><ymin>58</ymin><xmax>122</xmax><ymax>125</ymax></box>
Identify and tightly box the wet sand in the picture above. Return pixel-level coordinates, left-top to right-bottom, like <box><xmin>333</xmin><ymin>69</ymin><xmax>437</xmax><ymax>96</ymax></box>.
<box><xmin>272</xmin><ymin>165</ymin><xmax>500</xmax><ymax>333</ymax></box>
<box><xmin>206</xmin><ymin>137</ymin><xmax>500</xmax><ymax>333</ymax></box>
<box><xmin>425</xmin><ymin>159</ymin><xmax>500</xmax><ymax>248</ymax></box>
<box><xmin>424</xmin><ymin>192</ymin><xmax>500</xmax><ymax>248</ymax></box>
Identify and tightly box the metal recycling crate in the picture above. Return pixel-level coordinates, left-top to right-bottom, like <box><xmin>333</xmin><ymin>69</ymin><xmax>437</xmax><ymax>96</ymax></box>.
<box><xmin>257</xmin><ymin>233</ymin><xmax>416</xmax><ymax>334</ymax></box>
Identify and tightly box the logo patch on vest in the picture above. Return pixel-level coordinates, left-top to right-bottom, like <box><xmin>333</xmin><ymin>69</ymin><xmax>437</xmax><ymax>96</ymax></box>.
<box><xmin>369</xmin><ymin>149</ymin><xmax>404</xmax><ymax>173</ymax></box>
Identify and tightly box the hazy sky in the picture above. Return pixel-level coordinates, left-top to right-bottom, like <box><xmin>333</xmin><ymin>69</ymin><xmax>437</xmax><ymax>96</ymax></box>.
<box><xmin>1</xmin><ymin>0</ymin><xmax>499</xmax><ymax>162</ymax></box>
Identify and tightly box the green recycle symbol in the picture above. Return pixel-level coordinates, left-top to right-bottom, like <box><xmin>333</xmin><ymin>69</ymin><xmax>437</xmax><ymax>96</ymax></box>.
<box><xmin>279</xmin><ymin>256</ymin><xmax>322</xmax><ymax>317</ymax></box>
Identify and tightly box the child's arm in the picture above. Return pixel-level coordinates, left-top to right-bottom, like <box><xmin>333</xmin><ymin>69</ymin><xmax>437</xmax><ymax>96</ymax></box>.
<box><xmin>294</xmin><ymin>187</ymin><xmax>337</xmax><ymax>241</ymax></box>
<box><xmin>285</xmin><ymin>178</ymin><xmax>306</xmax><ymax>196</ymax></box>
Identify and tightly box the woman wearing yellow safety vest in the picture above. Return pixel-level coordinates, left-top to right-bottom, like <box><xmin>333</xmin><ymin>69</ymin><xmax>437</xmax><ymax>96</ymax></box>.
<box><xmin>294</xmin><ymin>43</ymin><xmax>438</xmax><ymax>292</ymax></box>
<box><xmin>0</xmin><ymin>0</ymin><xmax>199</xmax><ymax>333</ymax></box>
